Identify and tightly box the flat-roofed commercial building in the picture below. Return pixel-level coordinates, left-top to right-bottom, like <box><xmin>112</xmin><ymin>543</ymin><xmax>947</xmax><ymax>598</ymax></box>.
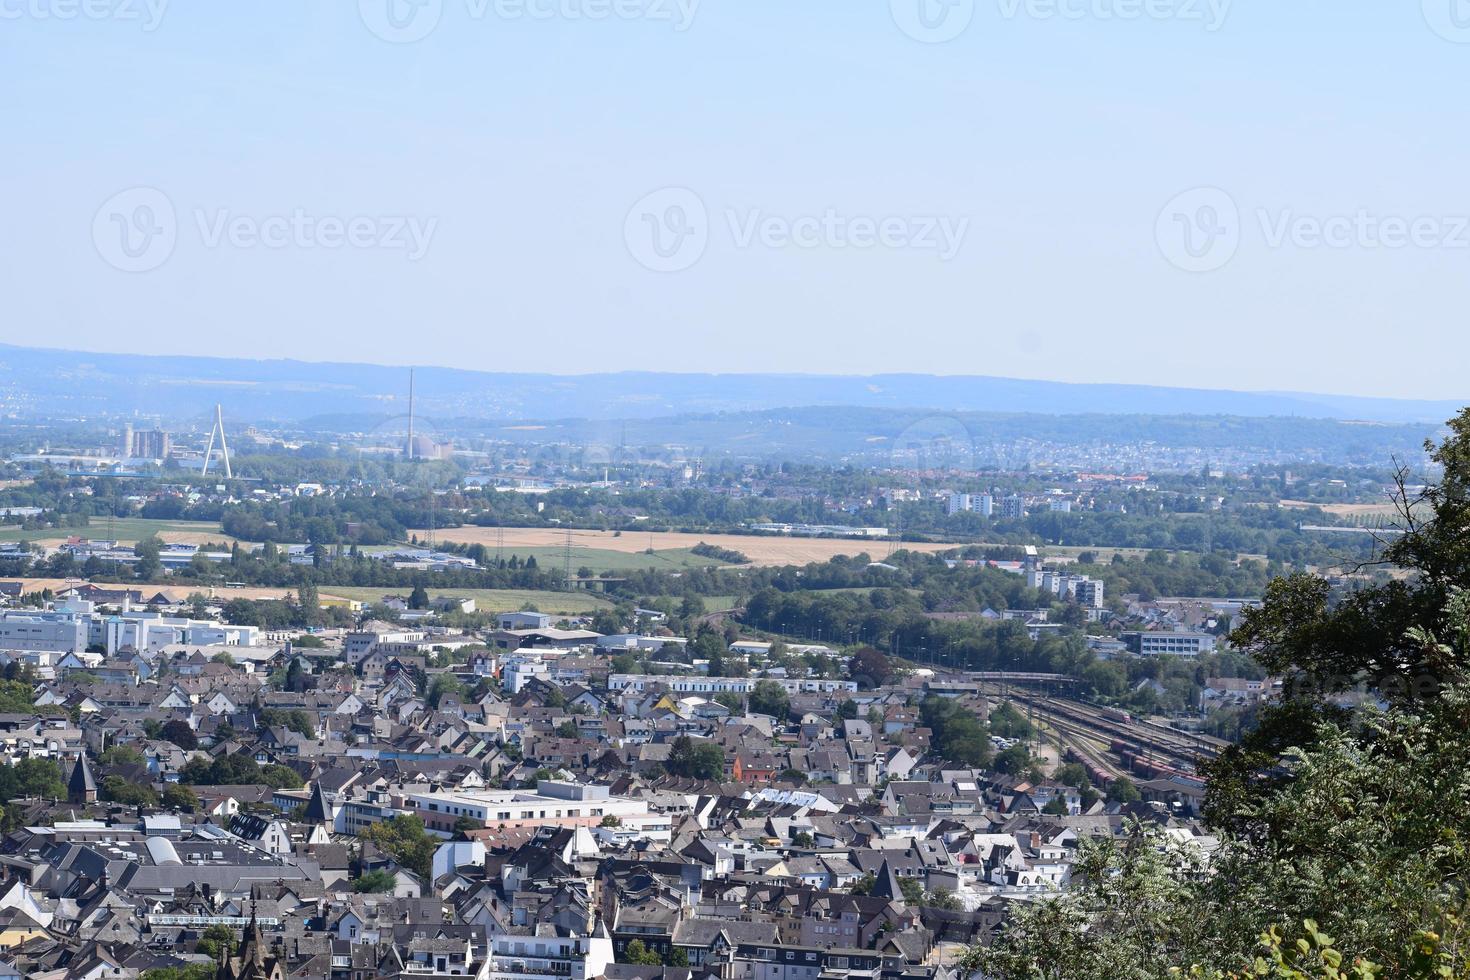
<box><xmin>408</xmin><ymin>781</ymin><xmax>665</xmax><ymax>838</ymax></box>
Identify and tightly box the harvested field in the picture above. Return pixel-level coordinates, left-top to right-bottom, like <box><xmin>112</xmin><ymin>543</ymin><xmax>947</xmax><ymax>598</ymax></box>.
<box><xmin>415</xmin><ymin>526</ymin><xmax>963</xmax><ymax>567</ymax></box>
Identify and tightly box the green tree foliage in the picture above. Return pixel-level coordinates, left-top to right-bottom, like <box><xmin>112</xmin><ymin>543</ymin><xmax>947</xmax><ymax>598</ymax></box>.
<box><xmin>360</xmin><ymin>814</ymin><xmax>437</xmax><ymax>878</ymax></box>
<box><xmin>968</xmin><ymin>414</ymin><xmax>1470</xmax><ymax>977</ymax></box>
<box><xmin>161</xmin><ymin>719</ymin><xmax>199</xmax><ymax>750</ymax></box>
<box><xmin>260</xmin><ymin>764</ymin><xmax>304</xmax><ymax>789</ymax></box>
<box><xmin>748</xmin><ymin>679</ymin><xmax>791</xmax><ymax>720</ymax></box>
<box><xmin>101</xmin><ymin>775</ymin><xmax>159</xmax><ymax>806</ymax></box>
<box><xmin>666</xmin><ymin>735</ymin><xmax>725</xmax><ymax>780</ymax></box>
<box><xmin>196</xmin><ymin>924</ymin><xmax>237</xmax><ymax>960</ymax></box>
<box><xmin>966</xmin><ymin>824</ymin><xmax>1210</xmax><ymax>980</ymax></box>
<box><xmin>162</xmin><ymin>783</ymin><xmax>199</xmax><ymax>812</ymax></box>
<box><xmin>923</xmin><ymin>889</ymin><xmax>962</xmax><ymax>911</ymax></box>
<box><xmin>134</xmin><ymin>534</ymin><xmax>163</xmax><ymax>579</ymax></box>
<box><xmin>353</xmin><ymin>868</ymin><xmax>398</xmax><ymax>893</ymax></box>
<box><xmin>180</xmin><ymin>751</ymin><xmax>302</xmax><ymax>789</ymax></box>
<box><xmin>974</xmin><ymin>609</ymin><xmax>1470</xmax><ymax>976</ymax></box>
<box><xmin>453</xmin><ymin>815</ymin><xmax>484</xmax><ymax>835</ymax></box>
<box><xmin>920</xmin><ymin>696</ymin><xmax>991</xmax><ymax>768</ymax></box>
<box><xmin>622</xmin><ymin>940</ymin><xmax>663</xmax><ymax>966</ymax></box>
<box><xmin>898</xmin><ymin>877</ymin><xmax>924</xmax><ymax>905</ymax></box>
<box><xmin>700</xmin><ymin>628</ymin><xmax>746</xmax><ymax>678</ymax></box>
<box><xmin>1055</xmin><ymin>762</ymin><xmax>1090</xmax><ymax>788</ymax></box>
<box><xmin>1106</xmin><ymin>775</ymin><xmax>1141</xmax><ymax>804</ymax></box>
<box><xmin>258</xmin><ymin>708</ymin><xmax>315</xmax><ymax>738</ymax></box>
<box><xmin>0</xmin><ymin>679</ymin><xmax>37</xmax><ymax>713</ymax></box>
<box><xmin>993</xmin><ymin>743</ymin><xmax>1035</xmax><ymax>776</ymax></box>
<box><xmin>988</xmin><ymin>700</ymin><xmax>1034</xmax><ymax>738</ymax></box>
<box><xmin>99</xmin><ymin>744</ymin><xmax>146</xmax><ymax>766</ymax></box>
<box><xmin>281</xmin><ymin>657</ymin><xmax>307</xmax><ymax>693</ymax></box>
<box><xmin>142</xmin><ymin>967</ymin><xmax>216</xmax><ymax>980</ymax></box>
<box><xmin>1210</xmin><ymin>411</ymin><xmax>1470</xmax><ymax>829</ymax></box>
<box><xmin>426</xmin><ymin>674</ymin><xmax>465</xmax><ymax>709</ymax></box>
<box><xmin>849</xmin><ymin>646</ymin><xmax>892</xmax><ymax>687</ymax></box>
<box><xmin>0</xmin><ymin>758</ymin><xmax>66</xmax><ymax>800</ymax></box>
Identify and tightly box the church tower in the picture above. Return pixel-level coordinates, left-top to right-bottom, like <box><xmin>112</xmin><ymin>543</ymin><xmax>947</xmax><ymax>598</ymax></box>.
<box><xmin>215</xmin><ymin>897</ymin><xmax>285</xmax><ymax>980</ymax></box>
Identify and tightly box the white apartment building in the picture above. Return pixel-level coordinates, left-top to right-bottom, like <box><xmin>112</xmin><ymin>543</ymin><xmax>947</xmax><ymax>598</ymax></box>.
<box><xmin>1124</xmin><ymin>631</ymin><xmax>1217</xmax><ymax>657</ymax></box>
<box><xmin>947</xmin><ymin>492</ymin><xmax>994</xmax><ymax>517</ymax></box>
<box><xmin>409</xmin><ymin>781</ymin><xmax>657</xmax><ymax>838</ymax></box>
<box><xmin>1027</xmin><ymin>571</ymin><xmax>1105</xmax><ymax>609</ymax></box>
<box><xmin>503</xmin><ymin>658</ymin><xmax>550</xmax><ymax>694</ymax></box>
<box><xmin>344</xmin><ymin>626</ymin><xmax>427</xmax><ymax>664</ymax></box>
<box><xmin>487</xmin><ymin>926</ymin><xmax>614</xmax><ymax>980</ymax></box>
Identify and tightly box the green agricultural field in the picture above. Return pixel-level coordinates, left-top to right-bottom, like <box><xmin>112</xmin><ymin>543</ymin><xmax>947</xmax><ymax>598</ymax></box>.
<box><xmin>469</xmin><ymin>546</ymin><xmax>731</xmax><ymax>575</ymax></box>
<box><xmin>0</xmin><ymin>518</ymin><xmax>232</xmax><ymax>546</ymax></box>
<box><xmin>320</xmin><ymin>586</ymin><xmax>615</xmax><ymax>615</ymax></box>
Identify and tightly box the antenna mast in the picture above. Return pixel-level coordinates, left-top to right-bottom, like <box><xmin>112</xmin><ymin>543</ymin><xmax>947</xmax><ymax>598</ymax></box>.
<box><xmin>564</xmin><ymin>527</ymin><xmax>574</xmax><ymax>590</ymax></box>
<box><xmin>407</xmin><ymin>367</ymin><xmax>416</xmax><ymax>461</ymax></box>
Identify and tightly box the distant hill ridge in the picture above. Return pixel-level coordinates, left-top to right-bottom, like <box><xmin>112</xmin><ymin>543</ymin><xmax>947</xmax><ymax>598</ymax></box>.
<box><xmin>0</xmin><ymin>342</ymin><xmax>1459</xmax><ymax>425</ymax></box>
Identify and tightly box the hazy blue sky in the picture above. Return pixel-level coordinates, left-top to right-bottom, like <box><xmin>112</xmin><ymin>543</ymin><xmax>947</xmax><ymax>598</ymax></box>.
<box><xmin>2</xmin><ymin>1</ymin><xmax>1466</xmax><ymax>398</ymax></box>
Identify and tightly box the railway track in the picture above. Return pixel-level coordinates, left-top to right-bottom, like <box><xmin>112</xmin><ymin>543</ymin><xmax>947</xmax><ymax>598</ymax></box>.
<box><xmin>1039</xmin><ymin>716</ymin><xmax>1121</xmax><ymax>783</ymax></box>
<box><xmin>979</xmin><ymin>685</ymin><xmax>1217</xmax><ymax>783</ymax></box>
